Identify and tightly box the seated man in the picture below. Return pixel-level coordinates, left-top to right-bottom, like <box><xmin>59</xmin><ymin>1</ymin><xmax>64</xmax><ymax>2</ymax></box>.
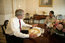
<box><xmin>5</xmin><ymin>9</ymin><xmax>37</xmax><ymax>43</ymax></box>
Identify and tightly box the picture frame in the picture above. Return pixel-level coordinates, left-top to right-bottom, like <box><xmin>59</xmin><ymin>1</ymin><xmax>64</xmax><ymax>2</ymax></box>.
<box><xmin>39</xmin><ymin>0</ymin><xmax>53</xmax><ymax>7</ymax></box>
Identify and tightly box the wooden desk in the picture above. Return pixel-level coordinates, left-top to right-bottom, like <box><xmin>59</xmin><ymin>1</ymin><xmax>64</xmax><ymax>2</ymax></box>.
<box><xmin>24</xmin><ymin>32</ymin><xmax>65</xmax><ymax>43</ymax></box>
<box><xmin>23</xmin><ymin>24</ymin><xmax>65</xmax><ymax>43</ymax></box>
<box><xmin>33</xmin><ymin>15</ymin><xmax>47</xmax><ymax>20</ymax></box>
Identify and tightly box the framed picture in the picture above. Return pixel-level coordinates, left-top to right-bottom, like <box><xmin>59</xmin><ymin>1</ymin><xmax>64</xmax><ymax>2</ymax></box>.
<box><xmin>39</xmin><ymin>0</ymin><xmax>53</xmax><ymax>7</ymax></box>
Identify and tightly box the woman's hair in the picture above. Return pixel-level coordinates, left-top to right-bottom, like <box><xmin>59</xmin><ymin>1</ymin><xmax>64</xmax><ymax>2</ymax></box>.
<box><xmin>50</xmin><ymin>11</ymin><xmax>55</xmax><ymax>17</ymax></box>
<box><xmin>15</xmin><ymin>9</ymin><xmax>24</xmax><ymax>16</ymax></box>
<box><xmin>50</xmin><ymin>11</ymin><xmax>54</xmax><ymax>14</ymax></box>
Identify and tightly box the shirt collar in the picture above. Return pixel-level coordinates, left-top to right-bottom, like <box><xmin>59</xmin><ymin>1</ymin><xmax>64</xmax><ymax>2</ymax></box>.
<box><xmin>15</xmin><ymin>17</ymin><xmax>23</xmax><ymax>20</ymax></box>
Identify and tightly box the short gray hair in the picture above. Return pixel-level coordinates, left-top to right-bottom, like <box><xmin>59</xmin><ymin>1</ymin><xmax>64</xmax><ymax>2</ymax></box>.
<box><xmin>15</xmin><ymin>9</ymin><xmax>24</xmax><ymax>16</ymax></box>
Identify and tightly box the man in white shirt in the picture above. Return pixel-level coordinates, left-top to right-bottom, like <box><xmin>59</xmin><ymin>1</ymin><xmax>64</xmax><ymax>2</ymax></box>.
<box><xmin>5</xmin><ymin>9</ymin><xmax>38</xmax><ymax>43</ymax></box>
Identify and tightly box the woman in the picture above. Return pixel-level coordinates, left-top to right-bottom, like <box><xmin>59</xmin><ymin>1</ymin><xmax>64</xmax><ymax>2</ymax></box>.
<box><xmin>44</xmin><ymin>11</ymin><xmax>56</xmax><ymax>34</ymax></box>
<box><xmin>45</xmin><ymin>11</ymin><xmax>56</xmax><ymax>24</ymax></box>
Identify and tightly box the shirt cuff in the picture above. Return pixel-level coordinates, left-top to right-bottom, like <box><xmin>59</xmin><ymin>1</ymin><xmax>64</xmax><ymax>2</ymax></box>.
<box><xmin>25</xmin><ymin>34</ymin><xmax>29</xmax><ymax>38</ymax></box>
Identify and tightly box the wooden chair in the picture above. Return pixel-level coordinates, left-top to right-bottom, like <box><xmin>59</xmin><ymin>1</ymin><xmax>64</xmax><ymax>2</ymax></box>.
<box><xmin>1</xmin><ymin>20</ymin><xmax>14</xmax><ymax>43</ymax></box>
<box><xmin>56</xmin><ymin>14</ymin><xmax>63</xmax><ymax>20</ymax></box>
<box><xmin>1</xmin><ymin>20</ymin><xmax>9</xmax><ymax>35</ymax></box>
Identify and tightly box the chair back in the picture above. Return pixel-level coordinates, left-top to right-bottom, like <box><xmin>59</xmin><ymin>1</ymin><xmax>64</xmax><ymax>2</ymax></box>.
<box><xmin>1</xmin><ymin>20</ymin><xmax>9</xmax><ymax>35</ymax></box>
<box><xmin>56</xmin><ymin>14</ymin><xmax>63</xmax><ymax>20</ymax></box>
<box><xmin>1</xmin><ymin>25</ymin><xmax>6</xmax><ymax>35</ymax></box>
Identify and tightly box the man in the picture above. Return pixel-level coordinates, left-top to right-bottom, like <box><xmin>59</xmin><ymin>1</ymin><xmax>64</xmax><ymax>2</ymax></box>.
<box><xmin>5</xmin><ymin>9</ymin><xmax>37</xmax><ymax>43</ymax></box>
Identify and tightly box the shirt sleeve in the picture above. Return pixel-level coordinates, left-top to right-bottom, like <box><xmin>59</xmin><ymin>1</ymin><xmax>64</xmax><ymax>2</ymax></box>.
<box><xmin>11</xmin><ymin>19</ymin><xmax>29</xmax><ymax>38</ymax></box>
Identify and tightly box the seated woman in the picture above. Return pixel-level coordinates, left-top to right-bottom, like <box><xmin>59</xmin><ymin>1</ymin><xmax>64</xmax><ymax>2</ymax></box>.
<box><xmin>44</xmin><ymin>11</ymin><xmax>56</xmax><ymax>34</ymax></box>
<box><xmin>45</xmin><ymin>11</ymin><xmax>56</xmax><ymax>25</ymax></box>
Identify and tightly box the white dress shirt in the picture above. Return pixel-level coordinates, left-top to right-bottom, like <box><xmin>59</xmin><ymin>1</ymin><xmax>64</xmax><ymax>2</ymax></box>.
<box><xmin>5</xmin><ymin>17</ymin><xmax>32</xmax><ymax>38</ymax></box>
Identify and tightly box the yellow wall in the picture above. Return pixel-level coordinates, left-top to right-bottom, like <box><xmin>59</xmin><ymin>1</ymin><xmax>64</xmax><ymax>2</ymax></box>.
<box><xmin>0</xmin><ymin>0</ymin><xmax>65</xmax><ymax>25</ymax></box>
<box><xmin>13</xmin><ymin>0</ymin><xmax>26</xmax><ymax>17</ymax></box>
<box><xmin>25</xmin><ymin>0</ymin><xmax>65</xmax><ymax>17</ymax></box>
<box><xmin>9</xmin><ymin>0</ymin><xmax>65</xmax><ymax>17</ymax></box>
<box><xmin>0</xmin><ymin>0</ymin><xmax>5</xmax><ymax>25</ymax></box>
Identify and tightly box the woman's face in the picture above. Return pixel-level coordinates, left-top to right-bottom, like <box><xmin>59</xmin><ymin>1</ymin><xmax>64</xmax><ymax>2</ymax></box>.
<box><xmin>49</xmin><ymin>12</ymin><xmax>53</xmax><ymax>17</ymax></box>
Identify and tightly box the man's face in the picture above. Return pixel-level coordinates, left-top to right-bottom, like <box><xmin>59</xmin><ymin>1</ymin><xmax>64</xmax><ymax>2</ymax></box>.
<box><xmin>17</xmin><ymin>12</ymin><xmax>24</xmax><ymax>19</ymax></box>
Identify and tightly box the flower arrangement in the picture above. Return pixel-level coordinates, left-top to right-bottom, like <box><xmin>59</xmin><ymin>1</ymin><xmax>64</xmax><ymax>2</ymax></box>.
<box><xmin>47</xmin><ymin>19</ymin><xmax>65</xmax><ymax>36</ymax></box>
